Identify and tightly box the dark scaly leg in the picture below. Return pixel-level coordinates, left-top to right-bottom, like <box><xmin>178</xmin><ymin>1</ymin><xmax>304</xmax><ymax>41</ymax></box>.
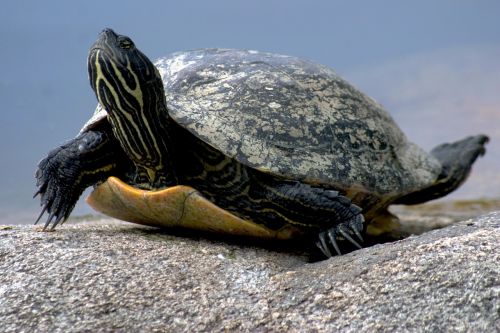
<box><xmin>249</xmin><ymin>180</ymin><xmax>365</xmax><ymax>257</ymax></box>
<box><xmin>34</xmin><ymin>123</ymin><xmax>127</xmax><ymax>229</ymax></box>
<box><xmin>395</xmin><ymin>135</ymin><xmax>489</xmax><ymax>205</ymax></box>
<box><xmin>198</xmin><ymin>165</ymin><xmax>366</xmax><ymax>257</ymax></box>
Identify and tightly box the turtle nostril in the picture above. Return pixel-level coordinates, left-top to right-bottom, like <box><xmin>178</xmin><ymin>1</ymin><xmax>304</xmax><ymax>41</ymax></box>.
<box><xmin>100</xmin><ymin>28</ymin><xmax>116</xmax><ymax>36</ymax></box>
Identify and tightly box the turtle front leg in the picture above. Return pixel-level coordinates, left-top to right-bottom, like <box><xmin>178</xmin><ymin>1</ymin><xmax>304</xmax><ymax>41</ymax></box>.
<box><xmin>34</xmin><ymin>125</ymin><xmax>126</xmax><ymax>229</ymax></box>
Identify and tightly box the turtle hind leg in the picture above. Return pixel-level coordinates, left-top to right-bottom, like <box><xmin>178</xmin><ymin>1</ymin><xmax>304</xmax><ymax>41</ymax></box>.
<box><xmin>244</xmin><ymin>179</ymin><xmax>365</xmax><ymax>258</ymax></box>
<box><xmin>395</xmin><ymin>134</ymin><xmax>489</xmax><ymax>205</ymax></box>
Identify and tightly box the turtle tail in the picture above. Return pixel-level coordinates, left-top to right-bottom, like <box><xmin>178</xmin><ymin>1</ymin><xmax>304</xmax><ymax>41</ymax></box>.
<box><xmin>394</xmin><ymin>134</ymin><xmax>489</xmax><ymax>205</ymax></box>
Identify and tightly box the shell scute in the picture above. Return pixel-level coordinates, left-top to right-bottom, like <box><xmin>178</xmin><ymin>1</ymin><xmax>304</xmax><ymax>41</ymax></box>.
<box><xmin>157</xmin><ymin>49</ymin><xmax>440</xmax><ymax>195</ymax></box>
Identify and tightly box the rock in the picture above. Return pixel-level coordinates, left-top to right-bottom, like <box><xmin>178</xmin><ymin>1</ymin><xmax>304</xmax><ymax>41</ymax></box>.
<box><xmin>0</xmin><ymin>212</ymin><xmax>499</xmax><ymax>332</ymax></box>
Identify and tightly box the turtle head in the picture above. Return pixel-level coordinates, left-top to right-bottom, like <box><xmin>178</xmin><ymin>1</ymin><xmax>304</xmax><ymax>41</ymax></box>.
<box><xmin>87</xmin><ymin>28</ymin><xmax>164</xmax><ymax>117</ymax></box>
<box><xmin>87</xmin><ymin>29</ymin><xmax>175</xmax><ymax>187</ymax></box>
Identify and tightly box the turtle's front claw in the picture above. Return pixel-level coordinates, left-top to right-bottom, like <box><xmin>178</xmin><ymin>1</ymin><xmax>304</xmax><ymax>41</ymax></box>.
<box><xmin>34</xmin><ymin>145</ymin><xmax>82</xmax><ymax>230</ymax></box>
<box><xmin>34</xmin><ymin>204</ymin><xmax>64</xmax><ymax>230</ymax></box>
<box><xmin>34</xmin><ymin>130</ymin><xmax>119</xmax><ymax>229</ymax></box>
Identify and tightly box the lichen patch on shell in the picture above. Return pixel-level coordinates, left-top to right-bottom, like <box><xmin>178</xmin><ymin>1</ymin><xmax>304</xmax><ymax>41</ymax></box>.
<box><xmin>79</xmin><ymin>104</ymin><xmax>108</xmax><ymax>134</ymax></box>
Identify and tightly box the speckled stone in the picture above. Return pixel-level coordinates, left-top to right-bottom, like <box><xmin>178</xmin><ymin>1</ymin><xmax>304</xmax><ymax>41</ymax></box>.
<box><xmin>1</xmin><ymin>212</ymin><xmax>498</xmax><ymax>332</ymax></box>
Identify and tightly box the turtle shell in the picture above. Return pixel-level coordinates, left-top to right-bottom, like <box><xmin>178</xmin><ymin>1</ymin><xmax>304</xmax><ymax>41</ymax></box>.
<box><xmin>82</xmin><ymin>49</ymin><xmax>441</xmax><ymax>197</ymax></box>
<box><xmin>87</xmin><ymin>177</ymin><xmax>300</xmax><ymax>239</ymax></box>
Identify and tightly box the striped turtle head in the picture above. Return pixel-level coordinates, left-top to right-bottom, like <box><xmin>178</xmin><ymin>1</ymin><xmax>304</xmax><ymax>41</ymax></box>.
<box><xmin>87</xmin><ymin>29</ymin><xmax>174</xmax><ymax>186</ymax></box>
<box><xmin>87</xmin><ymin>28</ymin><xmax>164</xmax><ymax>116</ymax></box>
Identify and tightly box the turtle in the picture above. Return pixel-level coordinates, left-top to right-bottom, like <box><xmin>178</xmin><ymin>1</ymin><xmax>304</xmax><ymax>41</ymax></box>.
<box><xmin>34</xmin><ymin>28</ymin><xmax>489</xmax><ymax>257</ymax></box>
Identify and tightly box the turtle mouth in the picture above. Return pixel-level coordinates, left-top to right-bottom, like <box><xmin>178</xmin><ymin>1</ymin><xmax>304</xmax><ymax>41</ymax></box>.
<box><xmin>89</xmin><ymin>28</ymin><xmax>118</xmax><ymax>54</ymax></box>
<box><xmin>97</xmin><ymin>28</ymin><xmax>118</xmax><ymax>43</ymax></box>
<box><xmin>89</xmin><ymin>41</ymin><xmax>107</xmax><ymax>58</ymax></box>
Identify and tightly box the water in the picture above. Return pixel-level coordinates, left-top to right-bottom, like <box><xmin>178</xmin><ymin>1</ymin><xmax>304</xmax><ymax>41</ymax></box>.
<box><xmin>1</xmin><ymin>1</ymin><xmax>499</xmax><ymax>224</ymax></box>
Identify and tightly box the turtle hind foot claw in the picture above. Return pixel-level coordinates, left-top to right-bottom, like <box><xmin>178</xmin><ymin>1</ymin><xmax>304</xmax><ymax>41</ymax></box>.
<box><xmin>316</xmin><ymin>214</ymin><xmax>365</xmax><ymax>258</ymax></box>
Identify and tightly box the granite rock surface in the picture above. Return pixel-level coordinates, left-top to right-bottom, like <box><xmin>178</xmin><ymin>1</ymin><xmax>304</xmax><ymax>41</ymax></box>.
<box><xmin>0</xmin><ymin>212</ymin><xmax>499</xmax><ymax>332</ymax></box>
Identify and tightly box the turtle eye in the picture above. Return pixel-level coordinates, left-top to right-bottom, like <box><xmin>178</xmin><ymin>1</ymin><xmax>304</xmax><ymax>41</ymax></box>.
<box><xmin>117</xmin><ymin>37</ymin><xmax>134</xmax><ymax>49</ymax></box>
